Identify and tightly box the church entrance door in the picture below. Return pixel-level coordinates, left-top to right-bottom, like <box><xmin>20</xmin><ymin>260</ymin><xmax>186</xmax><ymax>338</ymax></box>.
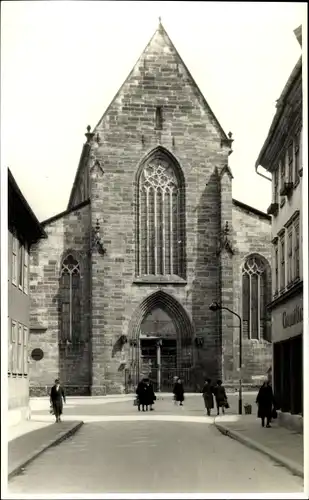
<box><xmin>140</xmin><ymin>336</ymin><xmax>177</xmax><ymax>392</ymax></box>
<box><xmin>128</xmin><ymin>292</ymin><xmax>195</xmax><ymax>392</ymax></box>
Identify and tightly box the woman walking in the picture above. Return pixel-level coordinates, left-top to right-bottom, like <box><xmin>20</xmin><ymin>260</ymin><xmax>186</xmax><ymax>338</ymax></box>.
<box><xmin>136</xmin><ymin>378</ymin><xmax>148</xmax><ymax>411</ymax></box>
<box><xmin>50</xmin><ymin>379</ymin><xmax>66</xmax><ymax>423</ymax></box>
<box><xmin>145</xmin><ymin>379</ymin><xmax>156</xmax><ymax>411</ymax></box>
<box><xmin>256</xmin><ymin>380</ymin><xmax>274</xmax><ymax>428</ymax></box>
<box><xmin>214</xmin><ymin>380</ymin><xmax>228</xmax><ymax>416</ymax></box>
<box><xmin>202</xmin><ymin>379</ymin><xmax>214</xmax><ymax>416</ymax></box>
<box><xmin>173</xmin><ymin>378</ymin><xmax>185</xmax><ymax>406</ymax></box>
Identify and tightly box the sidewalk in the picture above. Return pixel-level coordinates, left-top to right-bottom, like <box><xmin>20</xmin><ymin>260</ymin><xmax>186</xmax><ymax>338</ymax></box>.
<box><xmin>8</xmin><ymin>420</ymin><xmax>83</xmax><ymax>480</ymax></box>
<box><xmin>215</xmin><ymin>414</ymin><xmax>304</xmax><ymax>478</ymax></box>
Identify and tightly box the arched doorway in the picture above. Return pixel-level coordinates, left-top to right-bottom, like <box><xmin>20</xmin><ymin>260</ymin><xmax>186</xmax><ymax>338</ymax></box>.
<box><xmin>127</xmin><ymin>291</ymin><xmax>194</xmax><ymax>392</ymax></box>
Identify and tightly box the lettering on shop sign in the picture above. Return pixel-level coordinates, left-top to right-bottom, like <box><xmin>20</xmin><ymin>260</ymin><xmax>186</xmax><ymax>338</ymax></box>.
<box><xmin>282</xmin><ymin>305</ymin><xmax>303</xmax><ymax>329</ymax></box>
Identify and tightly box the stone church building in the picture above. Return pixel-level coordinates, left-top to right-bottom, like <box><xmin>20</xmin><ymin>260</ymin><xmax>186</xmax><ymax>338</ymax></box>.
<box><xmin>29</xmin><ymin>22</ymin><xmax>272</xmax><ymax>395</ymax></box>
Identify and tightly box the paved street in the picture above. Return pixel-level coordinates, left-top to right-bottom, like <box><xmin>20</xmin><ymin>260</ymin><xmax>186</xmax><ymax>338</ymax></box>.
<box><xmin>9</xmin><ymin>395</ymin><xmax>303</xmax><ymax>494</ymax></box>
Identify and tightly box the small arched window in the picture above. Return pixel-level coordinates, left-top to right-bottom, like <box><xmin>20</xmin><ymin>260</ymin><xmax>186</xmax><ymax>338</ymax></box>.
<box><xmin>136</xmin><ymin>150</ymin><xmax>185</xmax><ymax>278</ymax></box>
<box><xmin>60</xmin><ymin>255</ymin><xmax>81</xmax><ymax>342</ymax></box>
<box><xmin>242</xmin><ymin>255</ymin><xmax>269</xmax><ymax>341</ymax></box>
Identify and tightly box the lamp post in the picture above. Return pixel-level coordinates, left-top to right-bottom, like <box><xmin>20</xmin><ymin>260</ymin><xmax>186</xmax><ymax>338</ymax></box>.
<box><xmin>156</xmin><ymin>339</ymin><xmax>162</xmax><ymax>392</ymax></box>
<box><xmin>209</xmin><ymin>301</ymin><xmax>243</xmax><ymax>415</ymax></box>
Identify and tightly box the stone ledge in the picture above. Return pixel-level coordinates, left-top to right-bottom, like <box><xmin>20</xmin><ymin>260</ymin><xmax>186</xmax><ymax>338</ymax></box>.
<box><xmin>133</xmin><ymin>275</ymin><xmax>187</xmax><ymax>285</ymax></box>
<box><xmin>214</xmin><ymin>421</ymin><xmax>304</xmax><ymax>479</ymax></box>
<box><xmin>30</xmin><ymin>386</ymin><xmax>91</xmax><ymax>397</ymax></box>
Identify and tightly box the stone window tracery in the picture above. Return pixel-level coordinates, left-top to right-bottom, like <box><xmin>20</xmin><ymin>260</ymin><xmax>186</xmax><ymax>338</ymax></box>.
<box><xmin>60</xmin><ymin>255</ymin><xmax>81</xmax><ymax>342</ymax></box>
<box><xmin>136</xmin><ymin>153</ymin><xmax>185</xmax><ymax>278</ymax></box>
<box><xmin>242</xmin><ymin>255</ymin><xmax>269</xmax><ymax>341</ymax></box>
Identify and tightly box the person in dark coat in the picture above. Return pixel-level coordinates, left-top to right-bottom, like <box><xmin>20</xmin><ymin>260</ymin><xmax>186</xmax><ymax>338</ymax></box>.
<box><xmin>136</xmin><ymin>379</ymin><xmax>148</xmax><ymax>411</ymax></box>
<box><xmin>256</xmin><ymin>380</ymin><xmax>274</xmax><ymax>427</ymax></box>
<box><xmin>202</xmin><ymin>379</ymin><xmax>214</xmax><ymax>416</ymax></box>
<box><xmin>214</xmin><ymin>380</ymin><xmax>228</xmax><ymax>416</ymax></box>
<box><xmin>50</xmin><ymin>379</ymin><xmax>66</xmax><ymax>423</ymax></box>
<box><xmin>145</xmin><ymin>379</ymin><xmax>156</xmax><ymax>411</ymax></box>
<box><xmin>173</xmin><ymin>378</ymin><xmax>185</xmax><ymax>406</ymax></box>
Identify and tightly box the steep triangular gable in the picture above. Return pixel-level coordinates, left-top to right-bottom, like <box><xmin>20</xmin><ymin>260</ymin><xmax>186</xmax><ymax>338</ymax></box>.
<box><xmin>93</xmin><ymin>21</ymin><xmax>229</xmax><ymax>141</ymax></box>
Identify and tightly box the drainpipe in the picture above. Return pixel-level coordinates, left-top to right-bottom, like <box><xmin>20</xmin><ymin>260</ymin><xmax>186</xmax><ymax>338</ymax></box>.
<box><xmin>255</xmin><ymin>164</ymin><xmax>272</xmax><ymax>182</ymax></box>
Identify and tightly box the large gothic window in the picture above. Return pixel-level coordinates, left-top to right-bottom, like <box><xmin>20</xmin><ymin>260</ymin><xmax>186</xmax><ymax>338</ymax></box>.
<box><xmin>242</xmin><ymin>255</ymin><xmax>270</xmax><ymax>341</ymax></box>
<box><xmin>136</xmin><ymin>151</ymin><xmax>185</xmax><ymax>278</ymax></box>
<box><xmin>60</xmin><ymin>255</ymin><xmax>81</xmax><ymax>342</ymax></box>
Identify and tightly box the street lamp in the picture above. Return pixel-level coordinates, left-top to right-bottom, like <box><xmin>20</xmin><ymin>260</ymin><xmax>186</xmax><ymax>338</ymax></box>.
<box><xmin>209</xmin><ymin>301</ymin><xmax>243</xmax><ymax>415</ymax></box>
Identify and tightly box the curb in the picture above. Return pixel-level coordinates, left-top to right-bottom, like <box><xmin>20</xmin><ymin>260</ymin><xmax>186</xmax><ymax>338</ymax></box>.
<box><xmin>8</xmin><ymin>421</ymin><xmax>84</xmax><ymax>481</ymax></box>
<box><xmin>214</xmin><ymin>422</ymin><xmax>304</xmax><ymax>479</ymax></box>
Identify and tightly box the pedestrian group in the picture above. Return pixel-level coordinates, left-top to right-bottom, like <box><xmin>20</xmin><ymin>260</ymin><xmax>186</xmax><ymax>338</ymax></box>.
<box><xmin>135</xmin><ymin>378</ymin><xmax>156</xmax><ymax>411</ymax></box>
<box><xmin>202</xmin><ymin>378</ymin><xmax>229</xmax><ymax>416</ymax></box>
<box><xmin>49</xmin><ymin>375</ymin><xmax>277</xmax><ymax>429</ymax></box>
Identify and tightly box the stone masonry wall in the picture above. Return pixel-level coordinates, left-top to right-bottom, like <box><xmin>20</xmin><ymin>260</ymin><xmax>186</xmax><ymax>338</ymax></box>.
<box><xmin>219</xmin><ymin>170</ymin><xmax>234</xmax><ymax>384</ymax></box>
<box><xmin>29</xmin><ymin>203</ymin><xmax>91</xmax><ymax>396</ymax></box>
<box><xmin>88</xmin><ymin>25</ymin><xmax>231</xmax><ymax>394</ymax></box>
<box><xmin>231</xmin><ymin>203</ymin><xmax>272</xmax><ymax>386</ymax></box>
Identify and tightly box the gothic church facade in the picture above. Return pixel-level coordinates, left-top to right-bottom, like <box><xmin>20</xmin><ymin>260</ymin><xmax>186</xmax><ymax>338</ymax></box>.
<box><xmin>29</xmin><ymin>22</ymin><xmax>272</xmax><ymax>395</ymax></box>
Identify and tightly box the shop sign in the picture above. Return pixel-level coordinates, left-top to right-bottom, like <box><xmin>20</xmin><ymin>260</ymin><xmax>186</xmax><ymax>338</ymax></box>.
<box><xmin>282</xmin><ymin>305</ymin><xmax>303</xmax><ymax>329</ymax></box>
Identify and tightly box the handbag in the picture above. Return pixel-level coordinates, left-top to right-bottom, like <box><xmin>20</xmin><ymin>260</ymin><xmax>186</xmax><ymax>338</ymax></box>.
<box><xmin>133</xmin><ymin>397</ymin><xmax>139</xmax><ymax>407</ymax></box>
<box><xmin>49</xmin><ymin>403</ymin><xmax>54</xmax><ymax>415</ymax></box>
<box><xmin>224</xmin><ymin>400</ymin><xmax>230</xmax><ymax>409</ymax></box>
<box><xmin>271</xmin><ymin>408</ymin><xmax>278</xmax><ymax>419</ymax></box>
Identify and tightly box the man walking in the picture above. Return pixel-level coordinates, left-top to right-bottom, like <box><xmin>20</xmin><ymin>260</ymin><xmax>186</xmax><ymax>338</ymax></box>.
<box><xmin>50</xmin><ymin>379</ymin><xmax>66</xmax><ymax>423</ymax></box>
<box><xmin>202</xmin><ymin>378</ymin><xmax>214</xmax><ymax>416</ymax></box>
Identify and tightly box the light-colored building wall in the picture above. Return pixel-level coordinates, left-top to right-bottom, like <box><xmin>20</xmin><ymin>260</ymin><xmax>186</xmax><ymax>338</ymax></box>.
<box><xmin>255</xmin><ymin>26</ymin><xmax>303</xmax><ymax>421</ymax></box>
<box><xmin>270</xmin><ymin>125</ymin><xmax>303</xmax><ymax>298</ymax></box>
<box><xmin>8</xmin><ymin>169</ymin><xmax>46</xmax><ymax>425</ymax></box>
<box><xmin>8</xmin><ymin>228</ymin><xmax>31</xmax><ymax>423</ymax></box>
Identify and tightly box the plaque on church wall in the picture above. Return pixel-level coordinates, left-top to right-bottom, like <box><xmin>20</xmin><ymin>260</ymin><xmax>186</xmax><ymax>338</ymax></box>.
<box><xmin>31</xmin><ymin>348</ymin><xmax>44</xmax><ymax>361</ymax></box>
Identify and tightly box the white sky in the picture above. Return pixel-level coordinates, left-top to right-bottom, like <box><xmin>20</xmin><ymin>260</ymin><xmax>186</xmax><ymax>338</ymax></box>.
<box><xmin>1</xmin><ymin>1</ymin><xmax>306</xmax><ymax>221</ymax></box>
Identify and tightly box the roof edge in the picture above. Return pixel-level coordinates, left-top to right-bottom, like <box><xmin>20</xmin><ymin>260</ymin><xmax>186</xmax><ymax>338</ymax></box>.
<box><xmin>93</xmin><ymin>22</ymin><xmax>229</xmax><ymax>141</ymax></box>
<box><xmin>67</xmin><ymin>142</ymin><xmax>91</xmax><ymax>209</ymax></box>
<box><xmin>41</xmin><ymin>199</ymin><xmax>90</xmax><ymax>227</ymax></box>
<box><xmin>255</xmin><ymin>56</ymin><xmax>302</xmax><ymax>171</ymax></box>
<box><xmin>8</xmin><ymin>168</ymin><xmax>47</xmax><ymax>239</ymax></box>
<box><xmin>232</xmin><ymin>198</ymin><xmax>271</xmax><ymax>221</ymax></box>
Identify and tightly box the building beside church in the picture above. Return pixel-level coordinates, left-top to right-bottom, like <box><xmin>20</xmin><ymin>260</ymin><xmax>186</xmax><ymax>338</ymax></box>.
<box><xmin>256</xmin><ymin>25</ymin><xmax>303</xmax><ymax>422</ymax></box>
<box><xmin>27</xmin><ymin>22</ymin><xmax>273</xmax><ymax>396</ymax></box>
<box><xmin>8</xmin><ymin>169</ymin><xmax>46</xmax><ymax>423</ymax></box>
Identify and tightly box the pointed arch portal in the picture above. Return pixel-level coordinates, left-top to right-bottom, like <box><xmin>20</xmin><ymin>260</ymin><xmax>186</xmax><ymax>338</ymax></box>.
<box><xmin>127</xmin><ymin>291</ymin><xmax>194</xmax><ymax>391</ymax></box>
